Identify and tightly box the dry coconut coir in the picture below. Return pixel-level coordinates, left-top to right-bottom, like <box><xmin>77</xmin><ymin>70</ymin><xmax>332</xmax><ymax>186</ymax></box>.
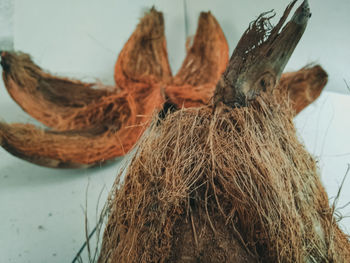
<box><xmin>98</xmin><ymin>1</ymin><xmax>350</xmax><ymax>262</ymax></box>
<box><xmin>0</xmin><ymin>6</ymin><xmax>327</xmax><ymax>168</ymax></box>
<box><xmin>98</xmin><ymin>97</ymin><xmax>350</xmax><ymax>262</ymax></box>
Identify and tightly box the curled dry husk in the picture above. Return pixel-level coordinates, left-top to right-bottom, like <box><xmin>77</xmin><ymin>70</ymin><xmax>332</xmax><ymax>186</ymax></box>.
<box><xmin>98</xmin><ymin>95</ymin><xmax>350</xmax><ymax>262</ymax></box>
<box><xmin>165</xmin><ymin>11</ymin><xmax>229</xmax><ymax>108</ymax></box>
<box><xmin>0</xmin><ymin>8</ymin><xmax>170</xmax><ymax>167</ymax></box>
<box><xmin>0</xmin><ymin>10</ymin><xmax>225</xmax><ymax>167</ymax></box>
<box><xmin>278</xmin><ymin>65</ymin><xmax>328</xmax><ymax>114</ymax></box>
<box><xmin>0</xmin><ymin>52</ymin><xmax>115</xmax><ymax>131</ymax></box>
<box><xmin>0</xmin><ymin>8</ymin><xmax>328</xmax><ymax>168</ymax></box>
<box><xmin>0</xmin><ymin>8</ymin><xmax>171</xmax><ymax>131</ymax></box>
<box><xmin>98</xmin><ymin>1</ymin><xmax>349</xmax><ymax>262</ymax></box>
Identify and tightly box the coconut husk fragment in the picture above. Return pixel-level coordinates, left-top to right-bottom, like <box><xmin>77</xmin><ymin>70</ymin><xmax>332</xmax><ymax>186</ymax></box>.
<box><xmin>0</xmin><ymin>8</ymin><xmax>169</xmax><ymax>168</ymax></box>
<box><xmin>277</xmin><ymin>65</ymin><xmax>328</xmax><ymax>114</ymax></box>
<box><xmin>114</xmin><ymin>7</ymin><xmax>172</xmax><ymax>90</ymax></box>
<box><xmin>0</xmin><ymin>5</ymin><xmax>329</xmax><ymax>168</ymax></box>
<box><xmin>0</xmin><ymin>85</ymin><xmax>163</xmax><ymax>167</ymax></box>
<box><xmin>165</xmin><ymin>11</ymin><xmax>229</xmax><ymax>108</ymax></box>
<box><xmin>0</xmin><ymin>51</ymin><xmax>115</xmax><ymax>130</ymax></box>
<box><xmin>0</xmin><ymin>8</ymin><xmax>170</xmax><ymax>131</ymax></box>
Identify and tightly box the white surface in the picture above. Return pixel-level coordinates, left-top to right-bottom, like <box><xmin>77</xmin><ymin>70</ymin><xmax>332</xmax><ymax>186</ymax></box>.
<box><xmin>0</xmin><ymin>0</ymin><xmax>14</xmax><ymax>50</ymax></box>
<box><xmin>294</xmin><ymin>91</ymin><xmax>350</xmax><ymax>234</ymax></box>
<box><xmin>1</xmin><ymin>1</ymin><xmax>350</xmax><ymax>262</ymax></box>
<box><xmin>14</xmin><ymin>0</ymin><xmax>186</xmax><ymax>84</ymax></box>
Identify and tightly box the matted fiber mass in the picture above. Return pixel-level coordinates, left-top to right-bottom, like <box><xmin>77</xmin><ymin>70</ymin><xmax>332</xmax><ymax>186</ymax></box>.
<box><xmin>98</xmin><ymin>94</ymin><xmax>350</xmax><ymax>262</ymax></box>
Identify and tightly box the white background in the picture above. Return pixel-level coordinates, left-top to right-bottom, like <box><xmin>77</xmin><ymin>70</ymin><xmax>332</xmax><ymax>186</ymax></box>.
<box><xmin>1</xmin><ymin>1</ymin><xmax>350</xmax><ymax>262</ymax></box>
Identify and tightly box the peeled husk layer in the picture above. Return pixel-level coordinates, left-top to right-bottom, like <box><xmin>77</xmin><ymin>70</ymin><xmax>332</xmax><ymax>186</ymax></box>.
<box><xmin>114</xmin><ymin>7</ymin><xmax>172</xmax><ymax>90</ymax></box>
<box><xmin>278</xmin><ymin>65</ymin><xmax>328</xmax><ymax>114</ymax></box>
<box><xmin>0</xmin><ymin>86</ymin><xmax>163</xmax><ymax>167</ymax></box>
<box><xmin>0</xmin><ymin>8</ymin><xmax>328</xmax><ymax>168</ymax></box>
<box><xmin>98</xmin><ymin>95</ymin><xmax>350</xmax><ymax>262</ymax></box>
<box><xmin>0</xmin><ymin>9</ymin><xmax>170</xmax><ymax>168</ymax></box>
<box><xmin>165</xmin><ymin>11</ymin><xmax>229</xmax><ymax>108</ymax></box>
<box><xmin>0</xmin><ymin>52</ymin><xmax>115</xmax><ymax>130</ymax></box>
<box><xmin>0</xmin><ymin>8</ymin><xmax>171</xmax><ymax>131</ymax></box>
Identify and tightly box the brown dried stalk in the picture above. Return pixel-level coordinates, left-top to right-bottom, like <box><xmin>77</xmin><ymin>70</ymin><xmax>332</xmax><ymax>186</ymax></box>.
<box><xmin>214</xmin><ymin>0</ymin><xmax>311</xmax><ymax>108</ymax></box>
<box><xmin>165</xmin><ymin>12</ymin><xmax>326</xmax><ymax>113</ymax></box>
<box><xmin>98</xmin><ymin>1</ymin><xmax>350</xmax><ymax>262</ymax></box>
<box><xmin>0</xmin><ymin>7</ymin><xmax>328</xmax><ymax>168</ymax></box>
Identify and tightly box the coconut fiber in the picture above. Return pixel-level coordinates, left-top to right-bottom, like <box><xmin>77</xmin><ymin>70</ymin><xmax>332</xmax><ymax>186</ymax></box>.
<box><xmin>97</xmin><ymin>1</ymin><xmax>350</xmax><ymax>262</ymax></box>
<box><xmin>98</xmin><ymin>93</ymin><xmax>350</xmax><ymax>262</ymax></box>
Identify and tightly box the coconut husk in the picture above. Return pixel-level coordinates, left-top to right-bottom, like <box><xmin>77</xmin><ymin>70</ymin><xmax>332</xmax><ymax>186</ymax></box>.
<box><xmin>0</xmin><ymin>5</ymin><xmax>328</xmax><ymax>168</ymax></box>
<box><xmin>98</xmin><ymin>95</ymin><xmax>350</xmax><ymax>262</ymax></box>
<box><xmin>0</xmin><ymin>85</ymin><xmax>163</xmax><ymax>167</ymax></box>
<box><xmin>1</xmin><ymin>51</ymin><xmax>112</xmax><ymax>110</ymax></box>
<box><xmin>0</xmin><ymin>8</ymin><xmax>169</xmax><ymax>168</ymax></box>
<box><xmin>165</xmin><ymin>11</ymin><xmax>229</xmax><ymax>108</ymax></box>
<box><xmin>98</xmin><ymin>1</ymin><xmax>350</xmax><ymax>262</ymax></box>
<box><xmin>0</xmin><ymin>52</ymin><xmax>116</xmax><ymax>130</ymax></box>
<box><xmin>277</xmin><ymin>65</ymin><xmax>328</xmax><ymax>114</ymax></box>
<box><xmin>114</xmin><ymin>7</ymin><xmax>172</xmax><ymax>90</ymax></box>
<box><xmin>0</xmin><ymin>8</ymin><xmax>170</xmax><ymax>131</ymax></box>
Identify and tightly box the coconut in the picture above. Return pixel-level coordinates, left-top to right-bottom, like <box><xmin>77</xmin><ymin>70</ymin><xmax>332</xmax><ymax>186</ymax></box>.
<box><xmin>97</xmin><ymin>1</ymin><xmax>350</xmax><ymax>262</ymax></box>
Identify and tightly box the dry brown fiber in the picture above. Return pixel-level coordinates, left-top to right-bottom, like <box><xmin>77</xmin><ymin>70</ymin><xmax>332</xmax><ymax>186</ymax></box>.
<box><xmin>0</xmin><ymin>7</ymin><xmax>328</xmax><ymax>168</ymax></box>
<box><xmin>98</xmin><ymin>94</ymin><xmax>350</xmax><ymax>263</ymax></box>
<box><xmin>98</xmin><ymin>1</ymin><xmax>350</xmax><ymax>262</ymax></box>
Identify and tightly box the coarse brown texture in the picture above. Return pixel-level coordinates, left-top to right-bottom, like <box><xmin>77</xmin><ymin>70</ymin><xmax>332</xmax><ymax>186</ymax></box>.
<box><xmin>0</xmin><ymin>51</ymin><xmax>115</xmax><ymax>130</ymax></box>
<box><xmin>0</xmin><ymin>8</ymin><xmax>171</xmax><ymax>131</ymax></box>
<box><xmin>0</xmin><ymin>6</ymin><xmax>328</xmax><ymax>168</ymax></box>
<box><xmin>0</xmin><ymin>8</ymin><xmax>169</xmax><ymax>168</ymax></box>
<box><xmin>98</xmin><ymin>1</ymin><xmax>350</xmax><ymax>262</ymax></box>
<box><xmin>277</xmin><ymin>65</ymin><xmax>328</xmax><ymax>115</ymax></box>
<box><xmin>0</xmin><ymin>85</ymin><xmax>164</xmax><ymax>167</ymax></box>
<box><xmin>114</xmin><ymin>7</ymin><xmax>172</xmax><ymax>90</ymax></box>
<box><xmin>98</xmin><ymin>96</ymin><xmax>350</xmax><ymax>263</ymax></box>
<box><xmin>165</xmin><ymin>12</ymin><xmax>229</xmax><ymax>108</ymax></box>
